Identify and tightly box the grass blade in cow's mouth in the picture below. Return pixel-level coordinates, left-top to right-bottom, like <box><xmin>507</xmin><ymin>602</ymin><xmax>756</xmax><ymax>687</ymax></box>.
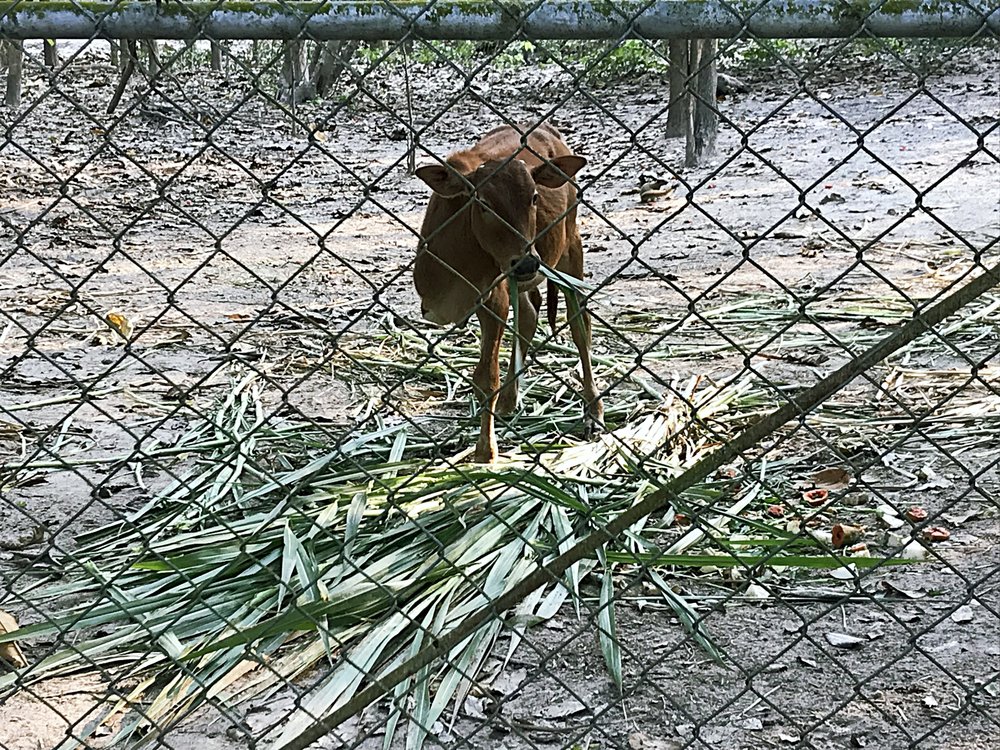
<box><xmin>537</xmin><ymin>262</ymin><xmax>598</xmax><ymax>293</ymax></box>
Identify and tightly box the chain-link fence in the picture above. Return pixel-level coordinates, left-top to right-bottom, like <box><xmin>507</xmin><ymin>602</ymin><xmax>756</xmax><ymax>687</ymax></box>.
<box><xmin>2</xmin><ymin>2</ymin><xmax>999</xmax><ymax>749</ymax></box>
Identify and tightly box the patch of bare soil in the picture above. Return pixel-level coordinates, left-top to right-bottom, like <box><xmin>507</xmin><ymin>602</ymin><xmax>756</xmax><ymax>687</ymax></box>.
<box><xmin>1</xmin><ymin>37</ymin><xmax>998</xmax><ymax>750</ymax></box>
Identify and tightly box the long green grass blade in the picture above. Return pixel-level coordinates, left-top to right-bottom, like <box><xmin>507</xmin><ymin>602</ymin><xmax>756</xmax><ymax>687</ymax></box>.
<box><xmin>597</xmin><ymin>557</ymin><xmax>623</xmax><ymax>692</ymax></box>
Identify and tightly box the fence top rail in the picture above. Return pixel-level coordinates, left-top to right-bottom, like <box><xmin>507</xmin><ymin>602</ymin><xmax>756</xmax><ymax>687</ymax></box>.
<box><xmin>0</xmin><ymin>1</ymin><xmax>996</xmax><ymax>41</ymax></box>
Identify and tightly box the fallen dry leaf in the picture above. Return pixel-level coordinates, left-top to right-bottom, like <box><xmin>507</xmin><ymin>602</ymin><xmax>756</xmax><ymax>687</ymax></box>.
<box><xmin>628</xmin><ymin>732</ymin><xmax>683</xmax><ymax>750</ymax></box>
<box><xmin>539</xmin><ymin>696</ymin><xmax>588</xmax><ymax>719</ymax></box>
<box><xmin>881</xmin><ymin>581</ymin><xmax>926</xmax><ymax>599</ymax></box>
<box><xmin>0</xmin><ymin>610</ymin><xmax>28</xmax><ymax>670</ymax></box>
<box><xmin>745</xmin><ymin>583</ymin><xmax>770</xmax><ymax>599</ymax></box>
<box><xmin>876</xmin><ymin>504</ymin><xmax>905</xmax><ymax>529</ymax></box>
<box><xmin>811</xmin><ymin>467</ymin><xmax>851</xmax><ymax>490</ymax></box>
<box><xmin>104</xmin><ymin>310</ymin><xmax>134</xmax><ymax>340</ymax></box>
<box><xmin>950</xmin><ymin>605</ymin><xmax>974</xmax><ymax>624</ymax></box>
<box><xmin>842</xmin><ymin>491</ymin><xmax>870</xmax><ymax>507</ymax></box>
<box><xmin>830</xmin><ymin>564</ymin><xmax>858</xmax><ymax>580</ymax></box>
<box><xmin>942</xmin><ymin>509</ymin><xmax>977</xmax><ymax>525</ymax></box>
<box><xmin>825</xmin><ymin>631</ymin><xmax>866</xmax><ymax>649</ymax></box>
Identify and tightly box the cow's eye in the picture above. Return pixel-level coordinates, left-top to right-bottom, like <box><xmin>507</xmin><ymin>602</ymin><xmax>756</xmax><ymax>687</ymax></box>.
<box><xmin>531</xmin><ymin>193</ymin><xmax>540</xmax><ymax>205</ymax></box>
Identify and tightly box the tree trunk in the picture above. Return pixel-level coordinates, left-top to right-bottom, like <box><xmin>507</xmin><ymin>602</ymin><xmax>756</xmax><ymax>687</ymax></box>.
<box><xmin>142</xmin><ymin>40</ymin><xmax>160</xmax><ymax>78</ymax></box>
<box><xmin>685</xmin><ymin>38</ymin><xmax>719</xmax><ymax>168</ymax></box>
<box><xmin>279</xmin><ymin>40</ymin><xmax>313</xmax><ymax>105</ymax></box>
<box><xmin>107</xmin><ymin>39</ymin><xmax>138</xmax><ymax>114</ymax></box>
<box><xmin>311</xmin><ymin>40</ymin><xmax>358</xmax><ymax>97</ymax></box>
<box><xmin>211</xmin><ymin>41</ymin><xmax>224</xmax><ymax>72</ymax></box>
<box><xmin>307</xmin><ymin>40</ymin><xmax>321</xmax><ymax>82</ymax></box>
<box><xmin>666</xmin><ymin>40</ymin><xmax>688</xmax><ymax>138</ymax></box>
<box><xmin>109</xmin><ymin>39</ymin><xmax>120</xmax><ymax>68</ymax></box>
<box><xmin>119</xmin><ymin>39</ymin><xmax>131</xmax><ymax>72</ymax></box>
<box><xmin>4</xmin><ymin>40</ymin><xmax>23</xmax><ymax>109</ymax></box>
<box><xmin>43</xmin><ymin>39</ymin><xmax>58</xmax><ymax>69</ymax></box>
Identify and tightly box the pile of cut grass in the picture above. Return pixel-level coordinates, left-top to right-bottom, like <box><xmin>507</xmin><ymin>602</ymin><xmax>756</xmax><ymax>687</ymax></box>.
<box><xmin>8</xmin><ymin>282</ymin><xmax>983</xmax><ymax>746</ymax></box>
<box><xmin>0</xmin><ymin>366</ymin><xmax>910</xmax><ymax>749</ymax></box>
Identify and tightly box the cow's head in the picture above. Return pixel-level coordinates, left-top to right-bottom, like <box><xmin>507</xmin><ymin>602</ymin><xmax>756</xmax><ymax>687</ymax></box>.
<box><xmin>416</xmin><ymin>154</ymin><xmax>586</xmax><ymax>284</ymax></box>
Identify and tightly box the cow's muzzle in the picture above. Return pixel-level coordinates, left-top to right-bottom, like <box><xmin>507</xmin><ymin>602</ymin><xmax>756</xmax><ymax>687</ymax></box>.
<box><xmin>510</xmin><ymin>254</ymin><xmax>540</xmax><ymax>282</ymax></box>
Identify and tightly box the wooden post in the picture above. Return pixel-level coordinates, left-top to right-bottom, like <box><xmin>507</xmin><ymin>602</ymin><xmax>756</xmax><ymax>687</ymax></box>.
<box><xmin>4</xmin><ymin>40</ymin><xmax>22</xmax><ymax>109</ymax></box>
<box><xmin>43</xmin><ymin>39</ymin><xmax>58</xmax><ymax>68</ymax></box>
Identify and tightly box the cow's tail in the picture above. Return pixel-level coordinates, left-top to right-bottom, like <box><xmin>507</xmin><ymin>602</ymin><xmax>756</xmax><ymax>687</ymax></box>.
<box><xmin>546</xmin><ymin>280</ymin><xmax>558</xmax><ymax>333</ymax></box>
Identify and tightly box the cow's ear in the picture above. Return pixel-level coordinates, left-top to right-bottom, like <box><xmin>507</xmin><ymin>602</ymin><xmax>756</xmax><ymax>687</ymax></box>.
<box><xmin>532</xmin><ymin>155</ymin><xmax>587</xmax><ymax>188</ymax></box>
<box><xmin>416</xmin><ymin>164</ymin><xmax>471</xmax><ymax>198</ymax></box>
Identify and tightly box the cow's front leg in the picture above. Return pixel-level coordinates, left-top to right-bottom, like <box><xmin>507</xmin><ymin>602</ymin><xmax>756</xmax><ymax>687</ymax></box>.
<box><xmin>497</xmin><ymin>287</ymin><xmax>541</xmax><ymax>416</ymax></box>
<box><xmin>473</xmin><ymin>292</ymin><xmax>509</xmax><ymax>462</ymax></box>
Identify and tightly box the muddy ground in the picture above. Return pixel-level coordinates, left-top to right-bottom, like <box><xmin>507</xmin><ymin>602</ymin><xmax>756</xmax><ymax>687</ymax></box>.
<box><xmin>1</xmin><ymin>36</ymin><xmax>999</xmax><ymax>750</ymax></box>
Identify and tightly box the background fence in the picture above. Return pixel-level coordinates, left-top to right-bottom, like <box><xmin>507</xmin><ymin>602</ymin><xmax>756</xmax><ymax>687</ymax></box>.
<box><xmin>1</xmin><ymin>2</ymin><xmax>999</xmax><ymax>749</ymax></box>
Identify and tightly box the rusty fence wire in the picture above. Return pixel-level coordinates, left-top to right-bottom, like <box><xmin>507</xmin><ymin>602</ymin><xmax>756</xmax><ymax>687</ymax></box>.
<box><xmin>1</xmin><ymin>2</ymin><xmax>999</xmax><ymax>749</ymax></box>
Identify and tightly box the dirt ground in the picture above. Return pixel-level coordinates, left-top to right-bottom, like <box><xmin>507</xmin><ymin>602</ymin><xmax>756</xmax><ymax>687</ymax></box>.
<box><xmin>1</xmin><ymin>36</ymin><xmax>999</xmax><ymax>750</ymax></box>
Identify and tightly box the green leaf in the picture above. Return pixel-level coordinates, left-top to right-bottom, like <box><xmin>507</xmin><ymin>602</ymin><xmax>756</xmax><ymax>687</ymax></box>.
<box><xmin>647</xmin><ymin>569</ymin><xmax>723</xmax><ymax>663</ymax></box>
<box><xmin>602</xmin><ymin>550</ymin><xmax>913</xmax><ymax>570</ymax></box>
<box><xmin>274</xmin><ymin>602</ymin><xmax>428</xmax><ymax>749</ymax></box>
<box><xmin>597</xmin><ymin>560</ymin><xmax>623</xmax><ymax>692</ymax></box>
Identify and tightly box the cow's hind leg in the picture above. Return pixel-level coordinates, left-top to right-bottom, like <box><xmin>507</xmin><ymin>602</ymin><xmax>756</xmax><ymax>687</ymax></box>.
<box><xmin>566</xmin><ymin>293</ymin><xmax>604</xmax><ymax>437</ymax></box>
<box><xmin>473</xmin><ymin>291</ymin><xmax>509</xmax><ymax>462</ymax></box>
<box><xmin>560</xmin><ymin>235</ymin><xmax>604</xmax><ymax>437</ymax></box>
<box><xmin>497</xmin><ymin>287</ymin><xmax>541</xmax><ymax>416</ymax></box>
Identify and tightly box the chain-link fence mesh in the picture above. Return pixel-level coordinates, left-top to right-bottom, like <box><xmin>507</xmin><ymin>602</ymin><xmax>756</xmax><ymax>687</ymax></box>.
<box><xmin>2</xmin><ymin>2</ymin><xmax>999</xmax><ymax>749</ymax></box>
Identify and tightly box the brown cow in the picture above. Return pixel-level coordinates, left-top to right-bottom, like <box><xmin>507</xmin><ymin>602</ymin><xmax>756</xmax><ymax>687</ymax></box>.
<box><xmin>413</xmin><ymin>123</ymin><xmax>603</xmax><ymax>462</ymax></box>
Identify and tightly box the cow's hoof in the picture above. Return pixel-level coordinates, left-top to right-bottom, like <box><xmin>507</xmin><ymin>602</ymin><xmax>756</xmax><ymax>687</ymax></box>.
<box><xmin>474</xmin><ymin>439</ymin><xmax>498</xmax><ymax>464</ymax></box>
<box><xmin>583</xmin><ymin>401</ymin><xmax>605</xmax><ymax>439</ymax></box>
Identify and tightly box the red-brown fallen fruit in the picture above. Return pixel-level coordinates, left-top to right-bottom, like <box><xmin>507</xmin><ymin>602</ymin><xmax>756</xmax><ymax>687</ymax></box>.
<box><xmin>905</xmin><ymin>506</ymin><xmax>928</xmax><ymax>522</ymax></box>
<box><xmin>923</xmin><ymin>526</ymin><xmax>950</xmax><ymax>542</ymax></box>
<box><xmin>832</xmin><ymin>523</ymin><xmax>865</xmax><ymax>548</ymax></box>
<box><xmin>767</xmin><ymin>505</ymin><xmax>785</xmax><ymax>518</ymax></box>
<box><xmin>716</xmin><ymin>465</ymin><xmax>740</xmax><ymax>479</ymax></box>
<box><xmin>803</xmin><ymin>489</ymin><xmax>829</xmax><ymax>507</ymax></box>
